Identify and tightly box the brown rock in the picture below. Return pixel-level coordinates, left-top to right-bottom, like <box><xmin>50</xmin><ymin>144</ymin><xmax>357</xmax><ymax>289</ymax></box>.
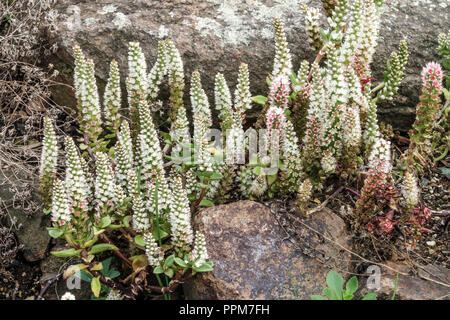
<box><xmin>361</xmin><ymin>261</ymin><xmax>450</xmax><ymax>300</ymax></box>
<box><xmin>183</xmin><ymin>200</ymin><xmax>351</xmax><ymax>300</ymax></box>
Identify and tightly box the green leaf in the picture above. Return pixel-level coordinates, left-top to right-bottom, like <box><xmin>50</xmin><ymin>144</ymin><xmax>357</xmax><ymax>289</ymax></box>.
<box><xmin>101</xmin><ymin>257</ymin><xmax>113</xmax><ymax>274</ymax></box>
<box><xmin>199</xmin><ymin>199</ymin><xmax>215</xmax><ymax>207</ymax></box>
<box><xmin>90</xmin><ymin>262</ymin><xmax>103</xmax><ymax>271</ymax></box>
<box><xmin>196</xmin><ymin>182</ymin><xmax>209</xmax><ymax>189</ymax></box>
<box><xmin>91</xmin><ymin>276</ymin><xmax>101</xmax><ymax>298</ymax></box>
<box><xmin>284</xmin><ymin>109</ymin><xmax>291</xmax><ymax>117</ymax></box>
<box><xmin>153</xmin><ymin>266</ymin><xmax>164</xmax><ymax>274</ymax></box>
<box><xmin>164</xmin><ymin>268</ymin><xmax>174</xmax><ymax>278</ymax></box>
<box><xmin>93</xmin><ymin>226</ymin><xmax>105</xmax><ymax>236</ymax></box>
<box><xmin>174</xmin><ymin>257</ymin><xmax>188</xmax><ymax>268</ymax></box>
<box><xmin>160</xmin><ymin>131</ymin><xmax>172</xmax><ymax>143</ymax></box>
<box><xmin>108</xmin><ymin>270</ymin><xmax>120</xmax><ymax>279</ymax></box>
<box><xmin>79</xmin><ymin>143</ymin><xmax>88</xmax><ymax>150</ymax></box>
<box><xmin>79</xmin><ymin>270</ymin><xmax>93</xmax><ymax>282</ymax></box>
<box><xmin>289</xmin><ymin>73</ymin><xmax>299</xmax><ymax>85</ymax></box>
<box><xmin>134</xmin><ymin>235</ymin><xmax>145</xmax><ymax>247</ymax></box>
<box><xmin>123</xmin><ymin>216</ymin><xmax>132</xmax><ymax>228</ymax></box>
<box><xmin>345</xmin><ymin>276</ymin><xmax>359</xmax><ymax>297</ymax></box>
<box><xmin>152</xmin><ymin>229</ymin><xmax>169</xmax><ymax>241</ymax></box>
<box><xmin>63</xmin><ymin>264</ymin><xmax>88</xmax><ymax>279</ymax></box>
<box><xmin>362</xmin><ymin>293</ymin><xmax>377</xmax><ymax>300</ymax></box>
<box><xmin>311</xmin><ymin>295</ymin><xmax>326</xmax><ymax>300</ymax></box>
<box><xmin>326</xmin><ymin>270</ymin><xmax>344</xmax><ymax>300</ymax></box>
<box><xmin>104</xmin><ymin>133</ymin><xmax>116</xmax><ymax>139</ymax></box>
<box><xmin>209</xmin><ymin>172</ymin><xmax>223</xmax><ymax>180</ymax></box>
<box><xmin>164</xmin><ymin>254</ymin><xmax>175</xmax><ymax>268</ymax></box>
<box><xmin>443</xmin><ymin>88</ymin><xmax>450</xmax><ymax>100</ymax></box>
<box><xmin>253</xmin><ymin>166</ymin><xmax>262</xmax><ymax>176</ymax></box>
<box><xmin>319</xmin><ymin>29</ymin><xmax>329</xmax><ymax>41</ymax></box>
<box><xmin>130</xmin><ymin>254</ymin><xmax>148</xmax><ymax>270</ymax></box>
<box><xmin>48</xmin><ymin>229</ymin><xmax>64</xmax><ymax>239</ymax></box>
<box><xmin>81</xmin><ymin>237</ymin><xmax>98</xmax><ymax>249</ymax></box>
<box><xmin>251</xmin><ymin>95</ymin><xmax>267</xmax><ymax>105</ymax></box>
<box><xmin>439</xmin><ymin>167</ymin><xmax>450</xmax><ymax>175</ymax></box>
<box><xmin>442</xmin><ymin>60</ymin><xmax>450</xmax><ymax>71</ymax></box>
<box><xmin>107</xmin><ymin>224</ymin><xmax>123</xmax><ymax>229</ymax></box>
<box><xmin>100</xmin><ymin>216</ymin><xmax>111</xmax><ymax>228</ymax></box>
<box><xmin>323</xmin><ymin>287</ymin><xmax>339</xmax><ymax>300</ymax></box>
<box><xmin>51</xmin><ymin>248</ymin><xmax>81</xmax><ymax>258</ymax></box>
<box><xmin>343</xmin><ymin>292</ymin><xmax>354</xmax><ymax>300</ymax></box>
<box><xmin>193</xmin><ymin>262</ymin><xmax>214</xmax><ymax>273</ymax></box>
<box><xmin>267</xmin><ymin>174</ymin><xmax>278</xmax><ymax>186</ymax></box>
<box><xmin>88</xmin><ymin>243</ymin><xmax>119</xmax><ymax>255</ymax></box>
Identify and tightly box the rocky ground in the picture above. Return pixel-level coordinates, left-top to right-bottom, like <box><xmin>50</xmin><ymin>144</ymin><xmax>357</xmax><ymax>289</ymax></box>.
<box><xmin>0</xmin><ymin>148</ymin><xmax>448</xmax><ymax>300</ymax></box>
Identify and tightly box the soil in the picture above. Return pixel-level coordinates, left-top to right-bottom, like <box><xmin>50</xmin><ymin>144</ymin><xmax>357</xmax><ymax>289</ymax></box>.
<box><xmin>0</xmin><ymin>253</ymin><xmax>42</xmax><ymax>300</ymax></box>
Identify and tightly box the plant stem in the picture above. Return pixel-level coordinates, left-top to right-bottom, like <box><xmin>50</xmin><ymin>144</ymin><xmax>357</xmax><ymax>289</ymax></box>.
<box><xmin>372</xmin><ymin>82</ymin><xmax>385</xmax><ymax>94</ymax></box>
<box><xmin>391</xmin><ymin>272</ymin><xmax>399</xmax><ymax>300</ymax></box>
<box><xmin>192</xmin><ymin>176</ymin><xmax>209</xmax><ymax>210</ymax></box>
<box><xmin>154</xmin><ymin>177</ymin><xmax>171</xmax><ymax>300</ymax></box>
<box><xmin>100</xmin><ymin>233</ymin><xmax>132</xmax><ymax>267</ymax></box>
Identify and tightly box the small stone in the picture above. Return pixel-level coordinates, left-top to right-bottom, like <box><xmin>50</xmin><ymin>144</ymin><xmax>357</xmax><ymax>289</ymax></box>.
<box><xmin>426</xmin><ymin>240</ymin><xmax>436</xmax><ymax>247</ymax></box>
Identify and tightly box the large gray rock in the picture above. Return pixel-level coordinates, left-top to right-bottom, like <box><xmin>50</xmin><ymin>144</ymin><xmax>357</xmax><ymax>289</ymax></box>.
<box><xmin>183</xmin><ymin>200</ymin><xmax>352</xmax><ymax>299</ymax></box>
<box><xmin>48</xmin><ymin>1</ymin><xmax>449</xmax><ymax>130</ymax></box>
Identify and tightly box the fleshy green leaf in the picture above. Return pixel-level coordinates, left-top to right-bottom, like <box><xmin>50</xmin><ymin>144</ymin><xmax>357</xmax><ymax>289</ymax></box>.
<box><xmin>209</xmin><ymin>172</ymin><xmax>223</xmax><ymax>180</ymax></box>
<box><xmin>311</xmin><ymin>295</ymin><xmax>326</xmax><ymax>300</ymax></box>
<box><xmin>443</xmin><ymin>88</ymin><xmax>450</xmax><ymax>100</ymax></box>
<box><xmin>88</xmin><ymin>243</ymin><xmax>119</xmax><ymax>255</ymax></box>
<box><xmin>48</xmin><ymin>229</ymin><xmax>64</xmax><ymax>239</ymax></box>
<box><xmin>108</xmin><ymin>270</ymin><xmax>120</xmax><ymax>279</ymax></box>
<box><xmin>164</xmin><ymin>255</ymin><xmax>175</xmax><ymax>268</ymax></box>
<box><xmin>345</xmin><ymin>276</ymin><xmax>359</xmax><ymax>297</ymax></box>
<box><xmin>63</xmin><ymin>264</ymin><xmax>88</xmax><ymax>279</ymax></box>
<box><xmin>134</xmin><ymin>235</ymin><xmax>145</xmax><ymax>247</ymax></box>
<box><xmin>78</xmin><ymin>270</ymin><xmax>93</xmax><ymax>282</ymax></box>
<box><xmin>199</xmin><ymin>199</ymin><xmax>215</xmax><ymax>207</ymax></box>
<box><xmin>90</xmin><ymin>262</ymin><xmax>103</xmax><ymax>271</ymax></box>
<box><xmin>164</xmin><ymin>268</ymin><xmax>174</xmax><ymax>278</ymax></box>
<box><xmin>251</xmin><ymin>95</ymin><xmax>267</xmax><ymax>105</ymax></box>
<box><xmin>326</xmin><ymin>270</ymin><xmax>344</xmax><ymax>300</ymax></box>
<box><xmin>323</xmin><ymin>287</ymin><xmax>339</xmax><ymax>300</ymax></box>
<box><xmin>362</xmin><ymin>293</ymin><xmax>377</xmax><ymax>300</ymax></box>
<box><xmin>123</xmin><ymin>216</ymin><xmax>131</xmax><ymax>228</ymax></box>
<box><xmin>51</xmin><ymin>248</ymin><xmax>81</xmax><ymax>258</ymax></box>
<box><xmin>174</xmin><ymin>257</ymin><xmax>188</xmax><ymax>268</ymax></box>
<box><xmin>253</xmin><ymin>166</ymin><xmax>262</xmax><ymax>176</ymax></box>
<box><xmin>267</xmin><ymin>174</ymin><xmax>278</xmax><ymax>186</ymax></box>
<box><xmin>193</xmin><ymin>262</ymin><xmax>214</xmax><ymax>273</ymax></box>
<box><xmin>152</xmin><ymin>229</ymin><xmax>169</xmax><ymax>241</ymax></box>
<box><xmin>91</xmin><ymin>276</ymin><xmax>101</xmax><ymax>298</ymax></box>
<box><xmin>153</xmin><ymin>266</ymin><xmax>164</xmax><ymax>274</ymax></box>
<box><xmin>100</xmin><ymin>216</ymin><xmax>111</xmax><ymax>228</ymax></box>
